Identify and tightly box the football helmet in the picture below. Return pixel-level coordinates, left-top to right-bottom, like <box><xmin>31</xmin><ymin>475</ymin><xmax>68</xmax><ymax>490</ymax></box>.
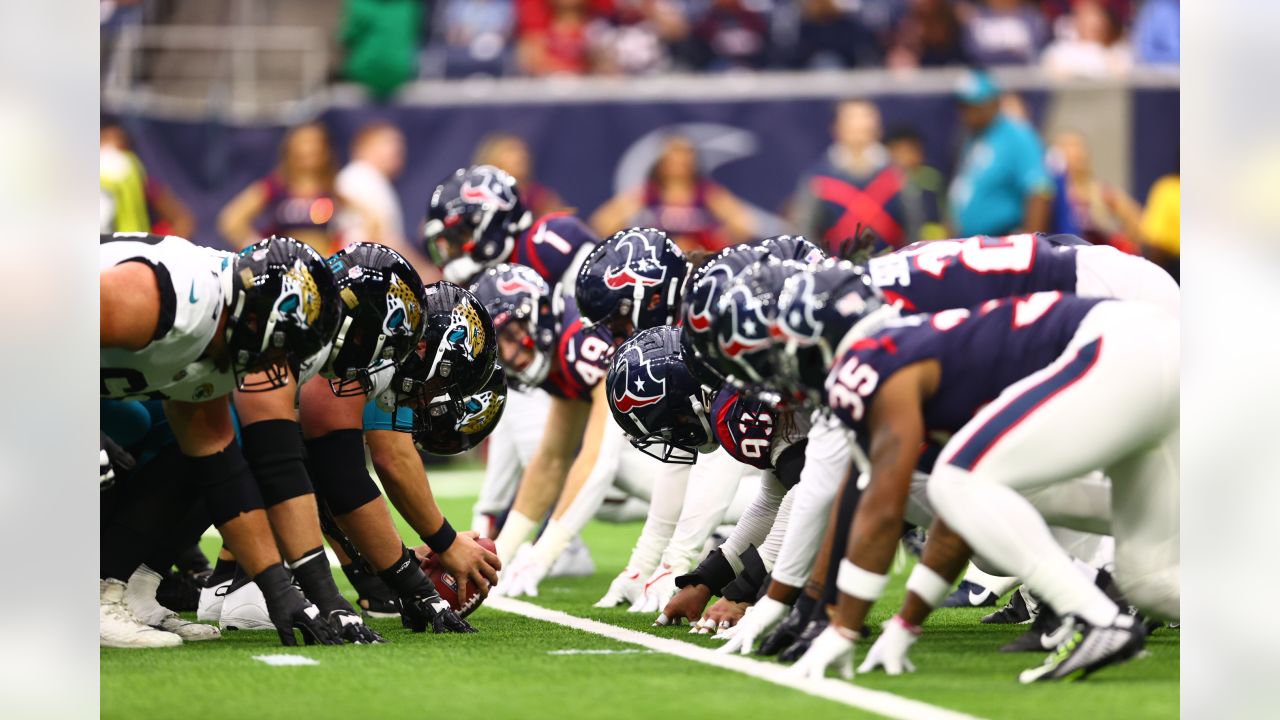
<box><xmin>575</xmin><ymin>227</ymin><xmax>686</xmax><ymax>343</ymax></box>
<box><xmin>757</xmin><ymin>234</ymin><xmax>825</xmax><ymax>265</ymax></box>
<box><xmin>607</xmin><ymin>326</ymin><xmax>716</xmax><ymax>465</ymax></box>
<box><xmin>712</xmin><ymin>258</ymin><xmax>807</xmax><ymax>395</ymax></box>
<box><xmin>415</xmin><ymin>365</ymin><xmax>508</xmax><ymax>456</ymax></box>
<box><xmin>422</xmin><ymin>165</ymin><xmax>533</xmax><ymax>271</ymax></box>
<box><xmin>323</xmin><ymin>243</ymin><xmax>427</xmax><ymax>396</ymax></box>
<box><xmin>384</xmin><ymin>282</ymin><xmax>497</xmax><ymax>429</ymax></box>
<box><xmin>679</xmin><ymin>244</ymin><xmax>763</xmax><ymax>389</ymax></box>
<box><xmin>774</xmin><ymin>259</ymin><xmax>886</xmax><ymax>408</ymax></box>
<box><xmin>225</xmin><ymin>236</ymin><xmax>341</xmax><ymax>392</ymax></box>
<box><xmin>468</xmin><ymin>263</ymin><xmax>556</xmax><ymax>389</ymax></box>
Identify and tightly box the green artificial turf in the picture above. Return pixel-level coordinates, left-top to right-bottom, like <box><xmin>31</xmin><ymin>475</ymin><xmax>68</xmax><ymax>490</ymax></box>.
<box><xmin>101</xmin><ymin>467</ymin><xmax>1177</xmax><ymax>719</ymax></box>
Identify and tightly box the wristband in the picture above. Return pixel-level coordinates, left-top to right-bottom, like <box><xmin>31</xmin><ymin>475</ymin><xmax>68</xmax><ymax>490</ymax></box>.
<box><xmin>835</xmin><ymin>558</ymin><xmax>888</xmax><ymax>602</ymax></box>
<box><xmin>422</xmin><ymin>518</ymin><xmax>458</xmax><ymax>555</ymax></box>
<box><xmin>891</xmin><ymin>614</ymin><xmax>923</xmax><ymax>636</ymax></box>
<box><xmin>905</xmin><ymin>563</ymin><xmax>951</xmax><ymax>609</ymax></box>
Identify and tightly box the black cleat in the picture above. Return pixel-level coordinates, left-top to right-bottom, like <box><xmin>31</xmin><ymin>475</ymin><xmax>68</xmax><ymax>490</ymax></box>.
<box><xmin>343</xmin><ymin>564</ymin><xmax>401</xmax><ymax>619</ymax></box>
<box><xmin>941</xmin><ymin>580</ymin><xmax>999</xmax><ymax>609</ymax></box>
<box><xmin>1002</xmin><ymin>602</ymin><xmax>1064</xmax><ymax>652</ymax></box>
<box><xmin>756</xmin><ymin>603</ymin><xmax>809</xmax><ymax>657</ymax></box>
<box><xmin>1018</xmin><ymin>614</ymin><xmax>1146</xmax><ymax>683</ymax></box>
<box><xmin>778</xmin><ymin>618</ymin><xmax>829</xmax><ymax>664</ymax></box>
<box><xmin>982</xmin><ymin>587</ymin><xmax>1034</xmax><ymax>625</ymax></box>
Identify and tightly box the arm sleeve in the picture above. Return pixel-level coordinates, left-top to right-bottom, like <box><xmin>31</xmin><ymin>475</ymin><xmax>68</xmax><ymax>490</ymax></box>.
<box><xmin>531</xmin><ymin>419</ymin><xmax>628</xmax><ymax>566</ymax></box>
<box><xmin>770</xmin><ymin>416</ymin><xmax>856</xmax><ymax>587</ymax></box>
<box><xmin>656</xmin><ymin>448</ymin><xmax>755</xmax><ymax>574</ymax></box>
<box><xmin>718</xmin><ymin>471</ymin><xmax>787</xmax><ymax>564</ymax></box>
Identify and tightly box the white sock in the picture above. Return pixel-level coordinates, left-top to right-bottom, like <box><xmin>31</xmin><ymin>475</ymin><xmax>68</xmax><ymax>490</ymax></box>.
<box><xmin>930</xmin><ymin>478</ymin><xmax>1119</xmax><ymax>627</ymax></box>
<box><xmin>495</xmin><ymin>511</ymin><xmax>539</xmax><ymax>566</ymax></box>
<box><xmin>124</xmin><ymin>565</ymin><xmax>169</xmax><ymax>624</ymax></box>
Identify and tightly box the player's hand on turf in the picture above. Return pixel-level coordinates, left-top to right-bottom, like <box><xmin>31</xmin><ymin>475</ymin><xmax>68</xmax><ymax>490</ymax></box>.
<box><xmin>491</xmin><ymin>543</ymin><xmax>549</xmax><ymax>598</ymax></box>
<box><xmin>654</xmin><ymin>584</ymin><xmax>710</xmax><ymax>627</ymax></box>
<box><xmin>273</xmin><ymin>598</ymin><xmax>342</xmax><ymax>647</ymax></box>
<box><xmin>787</xmin><ymin>625</ymin><xmax>857</xmax><ymax>681</ymax></box>
<box><xmin>594</xmin><ymin>568</ymin><xmax>645</xmax><ymax>608</ymax></box>
<box><xmin>438</xmin><ymin>531</ymin><xmax>501</xmax><ymax>599</ymax></box>
<box><xmin>696</xmin><ymin>598</ymin><xmax>748</xmax><ymax>634</ymax></box>
<box><xmin>401</xmin><ymin>588</ymin><xmax>476</xmax><ymax>634</ymax></box>
<box><xmin>629</xmin><ymin>564</ymin><xmax>679</xmax><ymax>614</ymax></box>
<box><xmin>328</xmin><ymin>609</ymin><xmax>385</xmax><ymax>644</ymax></box>
<box><xmin>720</xmin><ymin>596</ymin><xmax>789</xmax><ymax>653</ymax></box>
<box><xmin>857</xmin><ymin>616</ymin><xmax>920</xmax><ymax>676</ymax></box>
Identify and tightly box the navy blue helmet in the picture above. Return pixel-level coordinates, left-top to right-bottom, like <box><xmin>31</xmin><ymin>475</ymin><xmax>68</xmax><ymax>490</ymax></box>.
<box><xmin>607</xmin><ymin>326</ymin><xmax>716</xmax><ymax>465</ymax></box>
<box><xmin>712</xmin><ymin>258</ymin><xmax>808</xmax><ymax>396</ymax></box>
<box><xmin>774</xmin><ymin>258</ymin><xmax>885</xmax><ymax>408</ymax></box>
<box><xmin>575</xmin><ymin>227</ymin><xmax>686</xmax><ymax>343</ymax></box>
<box><xmin>468</xmin><ymin>263</ymin><xmax>556</xmax><ymax>389</ymax></box>
<box><xmin>415</xmin><ymin>365</ymin><xmax>508</xmax><ymax>456</ymax></box>
<box><xmin>756</xmin><ymin>234</ymin><xmax>825</xmax><ymax>265</ymax></box>
<box><xmin>679</xmin><ymin>244</ymin><xmax>764</xmax><ymax>389</ymax></box>
<box><xmin>423</xmin><ymin>165</ymin><xmax>533</xmax><ymax>272</ymax></box>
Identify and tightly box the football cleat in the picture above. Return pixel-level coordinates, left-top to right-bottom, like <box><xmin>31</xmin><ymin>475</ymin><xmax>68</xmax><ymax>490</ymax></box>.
<box><xmin>756</xmin><ymin>602</ymin><xmax>810</xmax><ymax>656</ymax></box>
<box><xmin>941</xmin><ymin>579</ymin><xmax>999</xmax><ymax>609</ymax></box>
<box><xmin>1001</xmin><ymin>602</ymin><xmax>1065</xmax><ymax>652</ymax></box>
<box><xmin>219</xmin><ymin>580</ymin><xmax>275</xmax><ymax>632</ymax></box>
<box><xmin>982</xmin><ymin>587</ymin><xmax>1035</xmax><ymax>624</ymax></box>
<box><xmin>197</xmin><ymin>578</ymin><xmax>232</xmax><ymax>622</ymax></box>
<box><xmin>100</xmin><ymin>579</ymin><xmax>182</xmax><ymax>649</ymax></box>
<box><xmin>1018</xmin><ymin>614</ymin><xmax>1146</xmax><ymax>683</ymax></box>
<box><xmin>547</xmin><ymin>535</ymin><xmax>595</xmax><ymax>578</ymax></box>
<box><xmin>778</xmin><ymin>617</ymin><xmax>829</xmax><ymax>664</ymax></box>
<box><xmin>124</xmin><ymin>566</ymin><xmax>220</xmax><ymax>641</ymax></box>
<box><xmin>342</xmin><ymin>563</ymin><xmax>401</xmax><ymax>619</ymax></box>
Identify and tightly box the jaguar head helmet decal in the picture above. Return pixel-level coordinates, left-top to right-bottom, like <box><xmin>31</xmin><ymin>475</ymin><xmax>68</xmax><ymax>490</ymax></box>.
<box><xmin>384</xmin><ymin>273</ymin><xmax>421</xmax><ymax>336</ymax></box>
<box><xmin>447</xmin><ymin>299</ymin><xmax>487</xmax><ymax>360</ymax></box>
<box><xmin>276</xmin><ymin>258</ymin><xmax>322</xmax><ymax>328</ymax></box>
<box><xmin>457</xmin><ymin>388</ymin><xmax>506</xmax><ymax>434</ymax></box>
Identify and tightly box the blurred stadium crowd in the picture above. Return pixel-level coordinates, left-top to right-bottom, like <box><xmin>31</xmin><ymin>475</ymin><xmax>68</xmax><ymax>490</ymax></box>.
<box><xmin>103</xmin><ymin>0</ymin><xmax>1179</xmax><ymax>89</ymax></box>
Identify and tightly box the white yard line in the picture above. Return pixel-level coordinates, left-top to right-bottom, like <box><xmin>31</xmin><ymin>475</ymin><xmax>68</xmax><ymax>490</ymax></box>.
<box><xmin>487</xmin><ymin>597</ymin><xmax>985</xmax><ymax>720</ymax></box>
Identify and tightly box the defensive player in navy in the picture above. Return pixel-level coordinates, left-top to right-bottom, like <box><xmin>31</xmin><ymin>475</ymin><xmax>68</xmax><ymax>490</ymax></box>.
<box><xmin>778</xmin><ymin>285</ymin><xmax>1177</xmax><ymax>682</ymax></box>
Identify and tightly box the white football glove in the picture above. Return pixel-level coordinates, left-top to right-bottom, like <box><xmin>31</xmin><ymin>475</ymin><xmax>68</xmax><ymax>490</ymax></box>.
<box><xmin>491</xmin><ymin>544</ymin><xmax>549</xmax><ymax>598</ymax></box>
<box><xmin>858</xmin><ymin>616</ymin><xmax>920</xmax><ymax>676</ymax></box>
<box><xmin>787</xmin><ymin>625</ymin><xmax>857</xmax><ymax>681</ymax></box>
<box><xmin>593</xmin><ymin>568</ymin><xmax>645</xmax><ymax>608</ymax></box>
<box><xmin>718</xmin><ymin>596</ymin><xmax>789</xmax><ymax>654</ymax></box>
<box><xmin>630</xmin><ymin>565</ymin><xmax>678</xmax><ymax>614</ymax></box>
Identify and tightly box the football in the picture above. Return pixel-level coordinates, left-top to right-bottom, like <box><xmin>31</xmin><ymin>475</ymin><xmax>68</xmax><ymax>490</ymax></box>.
<box><xmin>415</xmin><ymin>538</ymin><xmax>496</xmax><ymax>618</ymax></box>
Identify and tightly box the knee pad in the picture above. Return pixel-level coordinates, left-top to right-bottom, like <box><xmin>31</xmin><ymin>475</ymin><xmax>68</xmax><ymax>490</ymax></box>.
<box><xmin>305</xmin><ymin>429</ymin><xmax>382</xmax><ymax>516</ymax></box>
<box><xmin>187</xmin><ymin>441</ymin><xmax>265</xmax><ymax>527</ymax></box>
<box><xmin>241</xmin><ymin>419</ymin><xmax>314</xmax><ymax>507</ymax></box>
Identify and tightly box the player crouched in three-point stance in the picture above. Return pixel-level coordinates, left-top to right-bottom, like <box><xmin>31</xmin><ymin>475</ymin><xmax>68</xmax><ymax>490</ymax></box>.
<box><xmin>779</xmin><ymin>277</ymin><xmax>1178</xmax><ymax>682</ymax></box>
<box><xmin>100</xmin><ymin>233</ymin><xmax>343</xmax><ymax>647</ymax></box>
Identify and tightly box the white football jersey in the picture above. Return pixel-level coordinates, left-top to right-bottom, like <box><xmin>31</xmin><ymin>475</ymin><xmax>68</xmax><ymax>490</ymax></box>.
<box><xmin>100</xmin><ymin>233</ymin><xmax>235</xmax><ymax>402</ymax></box>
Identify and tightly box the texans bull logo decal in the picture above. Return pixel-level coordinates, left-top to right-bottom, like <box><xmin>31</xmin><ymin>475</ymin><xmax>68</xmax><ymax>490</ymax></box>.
<box><xmin>717</xmin><ymin>286</ymin><xmax>773</xmax><ymax>359</ymax></box>
<box><xmin>459</xmin><ymin>166</ymin><xmax>518</xmax><ymax>210</ymax></box>
<box><xmin>686</xmin><ymin>264</ymin><xmax>734</xmax><ymax>333</ymax></box>
<box><xmin>496</xmin><ymin>268</ymin><xmax>546</xmax><ymax>298</ymax></box>
<box><xmin>610</xmin><ymin>344</ymin><xmax>665</xmax><ymax>414</ymax></box>
<box><xmin>779</xmin><ymin>273</ymin><xmax>824</xmax><ymax>345</ymax></box>
<box><xmin>603</xmin><ymin>231</ymin><xmax>667</xmax><ymax>290</ymax></box>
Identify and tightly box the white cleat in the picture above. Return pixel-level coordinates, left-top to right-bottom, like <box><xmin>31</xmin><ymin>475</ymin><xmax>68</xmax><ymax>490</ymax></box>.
<box><xmin>219</xmin><ymin>580</ymin><xmax>274</xmax><ymax>631</ymax></box>
<box><xmin>101</xmin><ymin>579</ymin><xmax>182</xmax><ymax>649</ymax></box>
<box><xmin>197</xmin><ymin>578</ymin><xmax>232</xmax><ymax>622</ymax></box>
<box><xmin>547</xmin><ymin>536</ymin><xmax>595</xmax><ymax>578</ymax></box>
<box><xmin>125</xmin><ymin>566</ymin><xmax>220</xmax><ymax>641</ymax></box>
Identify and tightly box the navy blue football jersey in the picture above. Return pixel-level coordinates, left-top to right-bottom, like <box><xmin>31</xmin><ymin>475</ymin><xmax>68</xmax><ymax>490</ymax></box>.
<box><xmin>826</xmin><ymin>292</ymin><xmax>1103</xmax><ymax>441</ymax></box>
<box><xmin>541</xmin><ymin>292</ymin><xmax>613</xmax><ymax>401</ymax></box>
<box><xmin>710</xmin><ymin>386</ymin><xmax>783</xmax><ymax>470</ymax></box>
<box><xmin>867</xmin><ymin>234</ymin><xmax>1079</xmax><ymax>313</ymax></box>
<box><xmin>511</xmin><ymin>212</ymin><xmax>598</xmax><ymax>290</ymax></box>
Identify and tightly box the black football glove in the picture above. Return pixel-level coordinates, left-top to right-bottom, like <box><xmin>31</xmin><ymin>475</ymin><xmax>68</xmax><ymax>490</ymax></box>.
<box><xmin>756</xmin><ymin>602</ymin><xmax>809</xmax><ymax>656</ymax></box>
<box><xmin>100</xmin><ymin>432</ymin><xmax>135</xmax><ymax>491</ymax></box>
<box><xmin>273</xmin><ymin>597</ymin><xmax>342</xmax><ymax>647</ymax></box>
<box><xmin>400</xmin><ymin>587</ymin><xmax>476</xmax><ymax>634</ymax></box>
<box><xmin>327</xmin><ymin>609</ymin><xmax>385</xmax><ymax>644</ymax></box>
